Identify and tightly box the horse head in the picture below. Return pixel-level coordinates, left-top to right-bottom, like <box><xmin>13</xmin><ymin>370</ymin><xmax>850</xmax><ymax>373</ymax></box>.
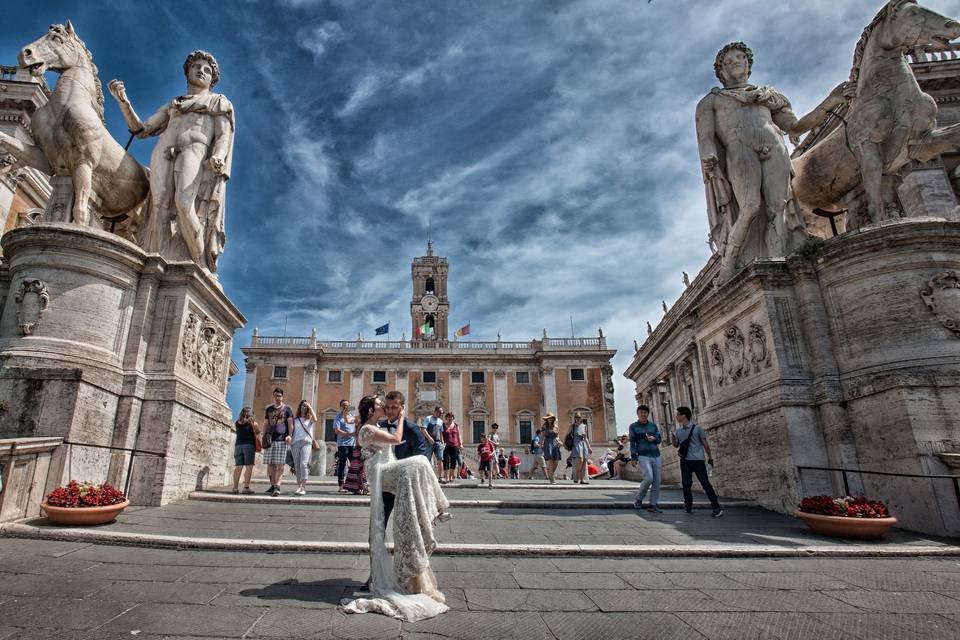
<box><xmin>876</xmin><ymin>0</ymin><xmax>960</xmax><ymax>52</ymax></box>
<box><xmin>19</xmin><ymin>21</ymin><xmax>89</xmax><ymax>77</ymax></box>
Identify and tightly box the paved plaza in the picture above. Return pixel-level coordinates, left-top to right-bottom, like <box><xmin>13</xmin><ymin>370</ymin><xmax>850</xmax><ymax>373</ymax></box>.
<box><xmin>1</xmin><ymin>482</ymin><xmax>958</xmax><ymax>638</ymax></box>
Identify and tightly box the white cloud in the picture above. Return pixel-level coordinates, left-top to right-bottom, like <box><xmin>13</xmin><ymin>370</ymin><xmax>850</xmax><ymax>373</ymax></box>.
<box><xmin>296</xmin><ymin>21</ymin><xmax>347</xmax><ymax>59</ymax></box>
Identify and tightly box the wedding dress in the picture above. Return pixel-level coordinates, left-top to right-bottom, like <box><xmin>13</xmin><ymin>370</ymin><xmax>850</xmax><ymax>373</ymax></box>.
<box><xmin>340</xmin><ymin>424</ymin><xmax>450</xmax><ymax>621</ymax></box>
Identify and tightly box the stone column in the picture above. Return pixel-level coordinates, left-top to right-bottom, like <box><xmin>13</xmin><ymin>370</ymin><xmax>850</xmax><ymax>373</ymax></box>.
<box><xmin>302</xmin><ymin>363</ymin><xmax>317</xmax><ymax>406</ymax></box>
<box><xmin>687</xmin><ymin>343</ymin><xmax>707</xmax><ymax>411</ymax></box>
<box><xmin>449</xmin><ymin>369</ymin><xmax>463</xmax><ymax>426</ymax></box>
<box><xmin>242</xmin><ymin>361</ymin><xmax>257</xmax><ymax>409</ymax></box>
<box><xmin>540</xmin><ymin>366</ymin><xmax>557</xmax><ymax>416</ymax></box>
<box><xmin>396</xmin><ymin>369</ymin><xmax>409</xmax><ymax>408</ymax></box>
<box><xmin>494</xmin><ymin>369</ymin><xmax>509</xmax><ymax>440</ymax></box>
<box><xmin>349</xmin><ymin>368</ymin><xmax>364</xmax><ymax>406</ymax></box>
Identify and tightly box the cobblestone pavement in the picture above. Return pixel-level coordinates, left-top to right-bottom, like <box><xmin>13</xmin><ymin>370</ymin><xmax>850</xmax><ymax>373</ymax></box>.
<box><xmin>1</xmin><ymin>538</ymin><xmax>960</xmax><ymax>638</ymax></box>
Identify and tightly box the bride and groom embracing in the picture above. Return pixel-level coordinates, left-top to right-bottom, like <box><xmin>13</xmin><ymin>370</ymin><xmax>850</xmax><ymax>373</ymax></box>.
<box><xmin>340</xmin><ymin>390</ymin><xmax>453</xmax><ymax>621</ymax></box>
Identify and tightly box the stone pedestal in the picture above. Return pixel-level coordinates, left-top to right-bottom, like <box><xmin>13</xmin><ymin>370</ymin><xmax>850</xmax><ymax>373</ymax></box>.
<box><xmin>0</xmin><ymin>223</ymin><xmax>245</xmax><ymax>505</ymax></box>
<box><xmin>626</xmin><ymin>219</ymin><xmax>960</xmax><ymax>537</ymax></box>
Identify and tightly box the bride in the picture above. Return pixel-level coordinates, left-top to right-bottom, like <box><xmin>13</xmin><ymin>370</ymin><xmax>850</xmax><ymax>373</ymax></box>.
<box><xmin>340</xmin><ymin>394</ymin><xmax>451</xmax><ymax>621</ymax></box>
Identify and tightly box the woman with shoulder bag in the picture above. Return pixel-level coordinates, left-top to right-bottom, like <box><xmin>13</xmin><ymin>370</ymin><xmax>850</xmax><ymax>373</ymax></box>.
<box><xmin>541</xmin><ymin>413</ymin><xmax>561</xmax><ymax>484</ymax></box>
<box><xmin>289</xmin><ymin>401</ymin><xmax>319</xmax><ymax>496</ymax></box>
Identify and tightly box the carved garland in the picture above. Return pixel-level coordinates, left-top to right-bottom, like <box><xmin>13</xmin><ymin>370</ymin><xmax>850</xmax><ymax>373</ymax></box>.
<box><xmin>920</xmin><ymin>271</ymin><xmax>960</xmax><ymax>337</ymax></box>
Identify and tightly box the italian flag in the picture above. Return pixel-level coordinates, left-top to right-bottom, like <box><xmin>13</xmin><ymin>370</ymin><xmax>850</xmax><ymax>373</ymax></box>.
<box><xmin>415</xmin><ymin>322</ymin><xmax>434</xmax><ymax>337</ymax></box>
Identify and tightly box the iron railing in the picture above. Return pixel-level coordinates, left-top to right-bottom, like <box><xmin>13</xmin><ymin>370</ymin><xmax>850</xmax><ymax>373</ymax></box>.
<box><xmin>797</xmin><ymin>465</ymin><xmax>960</xmax><ymax>512</ymax></box>
<box><xmin>62</xmin><ymin>440</ymin><xmax>166</xmax><ymax>496</ymax></box>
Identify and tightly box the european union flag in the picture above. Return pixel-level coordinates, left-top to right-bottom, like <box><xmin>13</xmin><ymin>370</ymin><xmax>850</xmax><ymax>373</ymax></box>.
<box><xmin>375</xmin><ymin>323</ymin><xmax>389</xmax><ymax>336</ymax></box>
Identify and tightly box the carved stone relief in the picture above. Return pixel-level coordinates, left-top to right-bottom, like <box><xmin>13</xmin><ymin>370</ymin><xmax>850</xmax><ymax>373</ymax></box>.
<box><xmin>14</xmin><ymin>279</ymin><xmax>50</xmax><ymax>335</ymax></box>
<box><xmin>470</xmin><ymin>384</ymin><xmax>486</xmax><ymax>409</ymax></box>
<box><xmin>747</xmin><ymin>323</ymin><xmax>773</xmax><ymax>372</ymax></box>
<box><xmin>709</xmin><ymin>322</ymin><xmax>774</xmax><ymax>387</ymax></box>
<box><xmin>180</xmin><ymin>312</ymin><xmax>228</xmax><ymax>389</ymax></box>
<box><xmin>920</xmin><ymin>271</ymin><xmax>960</xmax><ymax>337</ymax></box>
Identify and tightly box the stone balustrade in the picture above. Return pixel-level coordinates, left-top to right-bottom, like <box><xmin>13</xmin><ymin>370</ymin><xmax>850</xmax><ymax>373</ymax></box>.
<box><xmin>250</xmin><ymin>335</ymin><xmax>607</xmax><ymax>352</ymax></box>
<box><xmin>908</xmin><ymin>43</ymin><xmax>960</xmax><ymax>63</ymax></box>
<box><xmin>0</xmin><ymin>437</ymin><xmax>62</xmax><ymax>522</ymax></box>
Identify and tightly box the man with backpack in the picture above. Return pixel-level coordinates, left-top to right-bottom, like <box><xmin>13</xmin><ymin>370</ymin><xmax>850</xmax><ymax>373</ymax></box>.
<box><xmin>672</xmin><ymin>406</ymin><xmax>723</xmax><ymax>517</ymax></box>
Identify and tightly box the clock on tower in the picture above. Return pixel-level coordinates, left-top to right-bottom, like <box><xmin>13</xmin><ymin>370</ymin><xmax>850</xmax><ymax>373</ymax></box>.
<box><xmin>411</xmin><ymin>241</ymin><xmax>449</xmax><ymax>342</ymax></box>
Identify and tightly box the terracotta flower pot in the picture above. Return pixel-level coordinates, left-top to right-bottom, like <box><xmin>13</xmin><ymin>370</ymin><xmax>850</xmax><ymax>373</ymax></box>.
<box><xmin>795</xmin><ymin>510</ymin><xmax>897</xmax><ymax>540</ymax></box>
<box><xmin>41</xmin><ymin>500</ymin><xmax>130</xmax><ymax>526</ymax></box>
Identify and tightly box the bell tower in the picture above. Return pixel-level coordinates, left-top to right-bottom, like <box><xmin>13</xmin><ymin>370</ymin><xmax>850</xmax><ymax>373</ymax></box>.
<box><xmin>410</xmin><ymin>240</ymin><xmax>449</xmax><ymax>343</ymax></box>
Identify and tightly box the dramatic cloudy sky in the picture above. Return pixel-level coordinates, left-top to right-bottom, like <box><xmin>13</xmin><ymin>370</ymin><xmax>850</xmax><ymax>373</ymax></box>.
<box><xmin>2</xmin><ymin>0</ymin><xmax>955</xmax><ymax>431</ymax></box>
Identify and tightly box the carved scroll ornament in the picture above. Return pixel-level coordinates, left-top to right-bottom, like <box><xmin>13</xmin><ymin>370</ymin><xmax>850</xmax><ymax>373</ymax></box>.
<box><xmin>14</xmin><ymin>279</ymin><xmax>50</xmax><ymax>335</ymax></box>
<box><xmin>180</xmin><ymin>312</ymin><xmax>227</xmax><ymax>388</ymax></box>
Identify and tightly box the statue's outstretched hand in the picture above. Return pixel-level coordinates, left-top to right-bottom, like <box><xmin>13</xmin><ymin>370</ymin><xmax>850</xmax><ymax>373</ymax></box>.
<box><xmin>829</xmin><ymin>80</ymin><xmax>856</xmax><ymax>104</ymax></box>
<box><xmin>107</xmin><ymin>79</ymin><xmax>129</xmax><ymax>104</ymax></box>
<box><xmin>208</xmin><ymin>156</ymin><xmax>226</xmax><ymax>176</ymax></box>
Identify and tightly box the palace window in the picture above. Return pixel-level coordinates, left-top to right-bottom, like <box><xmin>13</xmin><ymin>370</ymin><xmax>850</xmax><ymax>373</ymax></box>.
<box><xmin>372</xmin><ymin>370</ymin><xmax>386</xmax><ymax>383</ymax></box>
<box><xmin>472</xmin><ymin>420</ymin><xmax>486</xmax><ymax>443</ymax></box>
<box><xmin>519</xmin><ymin>420</ymin><xmax>532</xmax><ymax>444</ymax></box>
<box><xmin>471</xmin><ymin>371</ymin><xmax>485</xmax><ymax>384</ymax></box>
<box><xmin>569</xmin><ymin>368</ymin><xmax>585</xmax><ymax>382</ymax></box>
<box><xmin>272</xmin><ymin>366</ymin><xmax>288</xmax><ymax>380</ymax></box>
<box><xmin>515</xmin><ymin>371</ymin><xmax>530</xmax><ymax>384</ymax></box>
<box><xmin>324</xmin><ymin>417</ymin><xmax>336</xmax><ymax>441</ymax></box>
<box><xmin>327</xmin><ymin>370</ymin><xmax>342</xmax><ymax>383</ymax></box>
<box><xmin>422</xmin><ymin>371</ymin><xmax>437</xmax><ymax>383</ymax></box>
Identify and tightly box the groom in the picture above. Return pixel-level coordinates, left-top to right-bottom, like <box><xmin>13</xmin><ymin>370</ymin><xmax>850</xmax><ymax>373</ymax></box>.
<box><xmin>380</xmin><ymin>390</ymin><xmax>429</xmax><ymax>524</ymax></box>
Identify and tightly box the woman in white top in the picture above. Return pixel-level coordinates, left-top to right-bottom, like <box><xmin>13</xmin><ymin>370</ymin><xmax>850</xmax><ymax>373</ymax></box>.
<box><xmin>286</xmin><ymin>401</ymin><xmax>318</xmax><ymax>496</ymax></box>
<box><xmin>341</xmin><ymin>395</ymin><xmax>451</xmax><ymax>621</ymax></box>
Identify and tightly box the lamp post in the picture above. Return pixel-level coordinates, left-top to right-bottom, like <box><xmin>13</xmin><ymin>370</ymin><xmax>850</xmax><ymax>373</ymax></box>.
<box><xmin>656</xmin><ymin>378</ymin><xmax>671</xmax><ymax>434</ymax></box>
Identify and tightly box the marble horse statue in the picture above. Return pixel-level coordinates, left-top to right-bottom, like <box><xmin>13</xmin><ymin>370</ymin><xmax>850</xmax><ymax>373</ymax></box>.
<box><xmin>0</xmin><ymin>22</ymin><xmax>149</xmax><ymax>226</ymax></box>
<box><xmin>792</xmin><ymin>0</ymin><xmax>960</xmax><ymax>225</ymax></box>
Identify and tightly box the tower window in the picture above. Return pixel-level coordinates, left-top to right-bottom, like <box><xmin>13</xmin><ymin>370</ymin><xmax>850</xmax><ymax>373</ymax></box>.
<box><xmin>425</xmin><ymin>277</ymin><xmax>435</xmax><ymax>294</ymax></box>
<box><xmin>570</xmin><ymin>368</ymin><xmax>585</xmax><ymax>382</ymax></box>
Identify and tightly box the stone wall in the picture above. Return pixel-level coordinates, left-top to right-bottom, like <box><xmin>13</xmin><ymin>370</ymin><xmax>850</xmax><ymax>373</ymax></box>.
<box><xmin>626</xmin><ymin>219</ymin><xmax>960</xmax><ymax>536</ymax></box>
<box><xmin>0</xmin><ymin>224</ymin><xmax>244</xmax><ymax>505</ymax></box>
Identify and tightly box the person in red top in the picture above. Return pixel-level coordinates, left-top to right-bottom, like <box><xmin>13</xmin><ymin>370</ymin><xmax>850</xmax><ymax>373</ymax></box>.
<box><xmin>587</xmin><ymin>459</ymin><xmax>602</xmax><ymax>477</ymax></box>
<box><xmin>441</xmin><ymin>411</ymin><xmax>463</xmax><ymax>484</ymax></box>
<box><xmin>477</xmin><ymin>434</ymin><xmax>495</xmax><ymax>489</ymax></box>
<box><xmin>507</xmin><ymin>451</ymin><xmax>522</xmax><ymax>479</ymax></box>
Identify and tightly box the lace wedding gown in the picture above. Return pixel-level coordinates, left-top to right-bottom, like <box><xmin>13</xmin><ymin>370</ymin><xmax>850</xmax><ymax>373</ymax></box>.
<box><xmin>340</xmin><ymin>424</ymin><xmax>450</xmax><ymax>621</ymax></box>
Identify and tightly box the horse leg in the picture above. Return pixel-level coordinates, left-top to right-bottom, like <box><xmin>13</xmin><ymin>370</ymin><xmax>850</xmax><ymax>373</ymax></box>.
<box><xmin>858</xmin><ymin>141</ymin><xmax>884</xmax><ymax>224</ymax></box>
<box><xmin>909</xmin><ymin>123</ymin><xmax>960</xmax><ymax>163</ymax></box>
<box><xmin>72</xmin><ymin>163</ymin><xmax>94</xmax><ymax>226</ymax></box>
<box><xmin>0</xmin><ymin>131</ymin><xmax>52</xmax><ymax>174</ymax></box>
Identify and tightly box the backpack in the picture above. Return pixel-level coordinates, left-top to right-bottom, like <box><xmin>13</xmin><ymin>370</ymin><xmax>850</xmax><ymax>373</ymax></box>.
<box><xmin>563</xmin><ymin>430</ymin><xmax>574</xmax><ymax>451</ymax></box>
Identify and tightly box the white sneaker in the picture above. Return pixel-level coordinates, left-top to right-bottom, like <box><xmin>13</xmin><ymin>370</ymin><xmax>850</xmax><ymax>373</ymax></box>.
<box><xmin>294</xmin><ymin>488</ymin><xmax>306</xmax><ymax>496</ymax></box>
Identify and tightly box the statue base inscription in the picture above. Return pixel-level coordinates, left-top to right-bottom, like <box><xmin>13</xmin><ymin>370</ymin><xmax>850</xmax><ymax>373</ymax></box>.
<box><xmin>627</xmin><ymin>219</ymin><xmax>960</xmax><ymax>537</ymax></box>
<box><xmin>0</xmin><ymin>223</ymin><xmax>245</xmax><ymax>505</ymax></box>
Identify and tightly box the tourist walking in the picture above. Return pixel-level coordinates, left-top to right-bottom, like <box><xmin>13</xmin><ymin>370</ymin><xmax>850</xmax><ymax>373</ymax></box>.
<box><xmin>489</xmin><ymin>424</ymin><xmax>502</xmax><ymax>477</ymax></box>
<box><xmin>421</xmin><ymin>406</ymin><xmax>445</xmax><ymax>478</ymax></box>
<box><xmin>530</xmin><ymin>428</ymin><xmax>546</xmax><ymax>479</ymax></box>
<box><xmin>541</xmin><ymin>413</ymin><xmax>561</xmax><ymax>484</ymax></box>
<box><xmin>263</xmin><ymin>388</ymin><xmax>294</xmax><ymax>496</ymax></box>
<box><xmin>568</xmin><ymin>413</ymin><xmax>592</xmax><ymax>484</ymax></box>
<box><xmin>609</xmin><ymin>435</ymin><xmax>630</xmax><ymax>479</ymax></box>
<box><xmin>441</xmin><ymin>411</ymin><xmax>463</xmax><ymax>483</ymax></box>
<box><xmin>289</xmin><ymin>401</ymin><xmax>319</xmax><ymax>496</ymax></box>
<box><xmin>231</xmin><ymin>407</ymin><xmax>259</xmax><ymax>494</ymax></box>
<box><xmin>477</xmin><ymin>434</ymin><xmax>496</xmax><ymax>489</ymax></box>
<box><xmin>629</xmin><ymin>404</ymin><xmax>662</xmax><ymax>513</ymax></box>
<box><xmin>672</xmin><ymin>406</ymin><xmax>723</xmax><ymax>517</ymax></box>
<box><xmin>334</xmin><ymin>399</ymin><xmax>357</xmax><ymax>493</ymax></box>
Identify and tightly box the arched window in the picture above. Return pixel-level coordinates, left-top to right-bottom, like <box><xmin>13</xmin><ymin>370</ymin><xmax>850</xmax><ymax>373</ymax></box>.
<box><xmin>425</xmin><ymin>277</ymin><xmax>435</xmax><ymax>294</ymax></box>
<box><xmin>568</xmin><ymin>407</ymin><xmax>594</xmax><ymax>440</ymax></box>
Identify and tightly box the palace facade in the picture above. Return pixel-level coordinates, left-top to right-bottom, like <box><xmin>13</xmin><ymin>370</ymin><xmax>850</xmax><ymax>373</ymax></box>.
<box><xmin>241</xmin><ymin>243</ymin><xmax>617</xmax><ymax>445</ymax></box>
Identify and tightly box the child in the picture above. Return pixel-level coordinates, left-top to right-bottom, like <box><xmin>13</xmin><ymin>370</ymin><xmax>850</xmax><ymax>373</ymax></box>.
<box><xmin>508</xmin><ymin>450</ymin><xmax>521</xmax><ymax>479</ymax></box>
<box><xmin>497</xmin><ymin>449</ymin><xmax>508</xmax><ymax>480</ymax></box>
<box><xmin>477</xmin><ymin>434</ymin><xmax>496</xmax><ymax>489</ymax></box>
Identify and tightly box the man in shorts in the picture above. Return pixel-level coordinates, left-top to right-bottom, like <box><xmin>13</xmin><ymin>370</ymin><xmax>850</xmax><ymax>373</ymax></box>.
<box><xmin>477</xmin><ymin>433</ymin><xmax>495</xmax><ymax>489</ymax></box>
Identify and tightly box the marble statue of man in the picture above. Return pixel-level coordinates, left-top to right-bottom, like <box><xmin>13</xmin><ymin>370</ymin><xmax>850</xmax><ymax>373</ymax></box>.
<box><xmin>108</xmin><ymin>51</ymin><xmax>234</xmax><ymax>274</ymax></box>
<box><xmin>696</xmin><ymin>42</ymin><xmax>851</xmax><ymax>281</ymax></box>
